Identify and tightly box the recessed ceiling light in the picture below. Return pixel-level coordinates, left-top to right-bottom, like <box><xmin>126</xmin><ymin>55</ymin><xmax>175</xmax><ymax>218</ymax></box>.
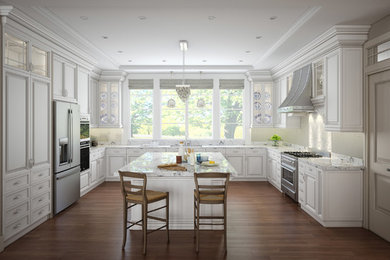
<box><xmin>245</xmin><ymin>51</ymin><xmax>251</xmax><ymax>54</ymax></box>
<box><xmin>138</xmin><ymin>16</ymin><xmax>147</xmax><ymax>20</ymax></box>
<box><xmin>256</xmin><ymin>36</ymin><xmax>262</xmax><ymax>39</ymax></box>
<box><xmin>117</xmin><ymin>50</ymin><xmax>123</xmax><ymax>54</ymax></box>
<box><xmin>202</xmin><ymin>60</ymin><xmax>207</xmax><ymax>62</ymax></box>
<box><xmin>128</xmin><ymin>60</ymin><xmax>132</xmax><ymax>62</ymax></box>
<box><xmin>239</xmin><ymin>60</ymin><xmax>244</xmax><ymax>62</ymax></box>
<box><xmin>80</xmin><ymin>16</ymin><xmax>88</xmax><ymax>20</ymax></box>
<box><xmin>162</xmin><ymin>60</ymin><xmax>166</xmax><ymax>62</ymax></box>
<box><xmin>269</xmin><ymin>16</ymin><xmax>278</xmax><ymax>20</ymax></box>
<box><xmin>102</xmin><ymin>36</ymin><xmax>108</xmax><ymax>39</ymax></box>
<box><xmin>208</xmin><ymin>16</ymin><xmax>216</xmax><ymax>20</ymax></box>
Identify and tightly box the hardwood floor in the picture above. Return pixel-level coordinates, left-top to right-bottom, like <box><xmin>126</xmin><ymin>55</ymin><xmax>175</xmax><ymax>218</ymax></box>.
<box><xmin>1</xmin><ymin>182</ymin><xmax>390</xmax><ymax>260</ymax></box>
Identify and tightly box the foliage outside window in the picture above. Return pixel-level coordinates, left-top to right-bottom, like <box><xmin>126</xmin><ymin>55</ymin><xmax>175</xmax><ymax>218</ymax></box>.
<box><xmin>161</xmin><ymin>89</ymin><xmax>186</xmax><ymax>139</ymax></box>
<box><xmin>130</xmin><ymin>89</ymin><xmax>153</xmax><ymax>138</ymax></box>
<box><xmin>220</xmin><ymin>89</ymin><xmax>243</xmax><ymax>139</ymax></box>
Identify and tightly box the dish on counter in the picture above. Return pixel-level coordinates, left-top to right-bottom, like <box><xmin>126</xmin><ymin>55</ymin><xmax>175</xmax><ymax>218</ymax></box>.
<box><xmin>201</xmin><ymin>161</ymin><xmax>219</xmax><ymax>167</ymax></box>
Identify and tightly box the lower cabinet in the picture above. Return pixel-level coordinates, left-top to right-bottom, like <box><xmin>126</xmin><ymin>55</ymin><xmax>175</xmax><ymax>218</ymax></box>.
<box><xmin>298</xmin><ymin>161</ymin><xmax>363</xmax><ymax>227</ymax></box>
<box><xmin>267</xmin><ymin>149</ymin><xmax>281</xmax><ymax>190</ymax></box>
<box><xmin>81</xmin><ymin>148</ymin><xmax>105</xmax><ymax>196</ymax></box>
<box><xmin>106</xmin><ymin>148</ymin><xmax>127</xmax><ymax>181</ymax></box>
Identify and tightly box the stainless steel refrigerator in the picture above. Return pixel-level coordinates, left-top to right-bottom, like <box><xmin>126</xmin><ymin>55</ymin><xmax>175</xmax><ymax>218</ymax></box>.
<box><xmin>53</xmin><ymin>101</ymin><xmax>80</xmax><ymax>214</ymax></box>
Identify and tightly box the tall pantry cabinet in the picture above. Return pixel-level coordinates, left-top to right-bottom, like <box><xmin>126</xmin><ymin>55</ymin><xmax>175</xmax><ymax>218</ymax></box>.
<box><xmin>1</xmin><ymin>30</ymin><xmax>52</xmax><ymax>246</ymax></box>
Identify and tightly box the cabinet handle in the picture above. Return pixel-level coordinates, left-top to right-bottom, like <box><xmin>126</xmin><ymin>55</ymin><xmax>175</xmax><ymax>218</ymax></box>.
<box><xmin>38</xmin><ymin>210</ymin><xmax>43</xmax><ymax>215</ymax></box>
<box><xmin>13</xmin><ymin>209</ymin><xmax>20</xmax><ymax>215</ymax></box>
<box><xmin>13</xmin><ymin>195</ymin><xmax>20</xmax><ymax>200</ymax></box>
<box><xmin>38</xmin><ymin>173</ymin><xmax>43</xmax><ymax>177</ymax></box>
<box><xmin>387</xmin><ymin>168</ymin><xmax>390</xmax><ymax>172</ymax></box>
<box><xmin>13</xmin><ymin>181</ymin><xmax>20</xmax><ymax>186</ymax></box>
<box><xmin>38</xmin><ymin>198</ymin><xmax>43</xmax><ymax>202</ymax></box>
<box><xmin>13</xmin><ymin>223</ymin><xmax>21</xmax><ymax>230</ymax></box>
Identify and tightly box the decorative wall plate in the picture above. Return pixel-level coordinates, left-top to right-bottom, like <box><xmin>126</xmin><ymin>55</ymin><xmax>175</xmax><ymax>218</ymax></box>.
<box><xmin>254</xmin><ymin>102</ymin><xmax>262</xmax><ymax>110</ymax></box>
<box><xmin>263</xmin><ymin>114</ymin><xmax>272</xmax><ymax>124</ymax></box>
<box><xmin>254</xmin><ymin>92</ymin><xmax>261</xmax><ymax>100</ymax></box>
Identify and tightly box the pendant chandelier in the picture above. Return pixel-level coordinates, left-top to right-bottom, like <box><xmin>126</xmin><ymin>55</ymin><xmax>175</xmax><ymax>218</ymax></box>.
<box><xmin>176</xmin><ymin>40</ymin><xmax>191</xmax><ymax>102</ymax></box>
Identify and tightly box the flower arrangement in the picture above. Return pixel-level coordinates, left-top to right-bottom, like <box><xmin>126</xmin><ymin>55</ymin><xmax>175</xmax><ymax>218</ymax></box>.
<box><xmin>270</xmin><ymin>134</ymin><xmax>282</xmax><ymax>146</ymax></box>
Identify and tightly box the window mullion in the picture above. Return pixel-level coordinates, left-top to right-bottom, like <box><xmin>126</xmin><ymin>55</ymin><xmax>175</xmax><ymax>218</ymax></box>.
<box><xmin>153</xmin><ymin>78</ymin><xmax>161</xmax><ymax>140</ymax></box>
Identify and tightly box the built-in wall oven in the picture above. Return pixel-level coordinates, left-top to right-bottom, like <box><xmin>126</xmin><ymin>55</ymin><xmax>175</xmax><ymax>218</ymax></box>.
<box><xmin>80</xmin><ymin>114</ymin><xmax>90</xmax><ymax>172</ymax></box>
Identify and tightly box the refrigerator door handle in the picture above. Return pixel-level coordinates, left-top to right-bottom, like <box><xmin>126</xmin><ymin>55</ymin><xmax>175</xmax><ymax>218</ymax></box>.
<box><xmin>70</xmin><ymin>109</ymin><xmax>73</xmax><ymax>163</ymax></box>
<box><xmin>68</xmin><ymin>108</ymin><xmax>72</xmax><ymax>163</ymax></box>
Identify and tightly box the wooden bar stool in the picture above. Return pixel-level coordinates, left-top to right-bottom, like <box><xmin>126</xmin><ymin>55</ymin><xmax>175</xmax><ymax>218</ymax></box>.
<box><xmin>193</xmin><ymin>172</ymin><xmax>230</xmax><ymax>253</ymax></box>
<box><xmin>119</xmin><ymin>171</ymin><xmax>169</xmax><ymax>255</ymax></box>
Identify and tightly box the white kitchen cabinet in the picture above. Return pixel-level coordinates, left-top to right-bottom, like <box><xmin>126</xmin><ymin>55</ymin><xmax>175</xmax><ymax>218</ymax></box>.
<box><xmin>99</xmin><ymin>81</ymin><xmax>122</xmax><ymax>127</ymax></box>
<box><xmin>90</xmin><ymin>160</ymin><xmax>97</xmax><ymax>184</ymax></box>
<box><xmin>252</xmin><ymin>82</ymin><xmax>273</xmax><ymax>127</ymax></box>
<box><xmin>106</xmin><ymin>148</ymin><xmax>127</xmax><ymax>180</ymax></box>
<box><xmin>267</xmin><ymin>149</ymin><xmax>282</xmax><ymax>190</ymax></box>
<box><xmin>245</xmin><ymin>148</ymin><xmax>266</xmax><ymax>179</ymax></box>
<box><xmin>81</xmin><ymin>148</ymin><xmax>106</xmax><ymax>196</ymax></box>
<box><xmin>225</xmin><ymin>156</ymin><xmax>243</xmax><ymax>177</ymax></box>
<box><xmin>299</xmin><ymin>160</ymin><xmax>363</xmax><ymax>227</ymax></box>
<box><xmin>2</xmin><ymin>68</ymin><xmax>51</xmax><ymax>243</ymax></box>
<box><xmin>324</xmin><ymin>48</ymin><xmax>363</xmax><ymax>132</ymax></box>
<box><xmin>52</xmin><ymin>54</ymin><xmax>77</xmax><ymax>102</ymax></box>
<box><xmin>80</xmin><ymin>171</ymin><xmax>89</xmax><ymax>191</ymax></box>
<box><xmin>77</xmin><ymin>66</ymin><xmax>89</xmax><ymax>115</ymax></box>
<box><xmin>97</xmin><ymin>157</ymin><xmax>105</xmax><ymax>180</ymax></box>
<box><xmin>90</xmin><ymin>77</ymin><xmax>99</xmax><ymax>127</ymax></box>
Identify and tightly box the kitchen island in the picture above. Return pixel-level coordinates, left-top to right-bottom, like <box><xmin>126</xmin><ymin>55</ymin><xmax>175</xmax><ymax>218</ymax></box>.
<box><xmin>118</xmin><ymin>152</ymin><xmax>237</xmax><ymax>229</ymax></box>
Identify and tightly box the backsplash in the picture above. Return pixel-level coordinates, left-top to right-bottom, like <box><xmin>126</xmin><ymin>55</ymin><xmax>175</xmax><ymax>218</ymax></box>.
<box><xmin>91</xmin><ymin>128</ymin><xmax>124</xmax><ymax>145</ymax></box>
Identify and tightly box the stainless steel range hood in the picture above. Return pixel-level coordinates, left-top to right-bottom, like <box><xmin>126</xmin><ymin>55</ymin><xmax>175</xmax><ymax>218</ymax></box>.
<box><xmin>278</xmin><ymin>64</ymin><xmax>315</xmax><ymax>113</ymax></box>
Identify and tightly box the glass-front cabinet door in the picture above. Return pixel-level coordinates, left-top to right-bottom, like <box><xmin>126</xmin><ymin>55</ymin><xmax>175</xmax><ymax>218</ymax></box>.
<box><xmin>313</xmin><ymin>59</ymin><xmax>324</xmax><ymax>98</ymax></box>
<box><xmin>4</xmin><ymin>33</ymin><xmax>27</xmax><ymax>71</ymax></box>
<box><xmin>99</xmin><ymin>81</ymin><xmax>121</xmax><ymax>127</ymax></box>
<box><xmin>252</xmin><ymin>82</ymin><xmax>273</xmax><ymax>127</ymax></box>
<box><xmin>31</xmin><ymin>45</ymin><xmax>49</xmax><ymax>77</ymax></box>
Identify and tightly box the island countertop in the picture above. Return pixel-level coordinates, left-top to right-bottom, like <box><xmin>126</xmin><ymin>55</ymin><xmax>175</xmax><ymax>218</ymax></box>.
<box><xmin>118</xmin><ymin>152</ymin><xmax>237</xmax><ymax>177</ymax></box>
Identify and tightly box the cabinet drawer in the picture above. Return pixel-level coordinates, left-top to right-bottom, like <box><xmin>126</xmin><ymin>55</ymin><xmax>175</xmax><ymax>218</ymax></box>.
<box><xmin>31</xmin><ymin>168</ymin><xmax>50</xmax><ymax>184</ymax></box>
<box><xmin>5</xmin><ymin>215</ymin><xmax>29</xmax><ymax>239</ymax></box>
<box><xmin>31</xmin><ymin>192</ymin><xmax>50</xmax><ymax>210</ymax></box>
<box><xmin>225</xmin><ymin>148</ymin><xmax>244</xmax><ymax>155</ymax></box>
<box><xmin>31</xmin><ymin>204</ymin><xmax>50</xmax><ymax>223</ymax></box>
<box><xmin>246</xmin><ymin>148</ymin><xmax>265</xmax><ymax>155</ymax></box>
<box><xmin>148</xmin><ymin>148</ymin><xmax>166</xmax><ymax>152</ymax></box>
<box><xmin>5</xmin><ymin>174</ymin><xmax>29</xmax><ymax>194</ymax></box>
<box><xmin>106</xmin><ymin>148</ymin><xmax>126</xmax><ymax>156</ymax></box>
<box><xmin>206</xmin><ymin>147</ymin><xmax>226</xmax><ymax>154</ymax></box>
<box><xmin>31</xmin><ymin>180</ymin><xmax>50</xmax><ymax>197</ymax></box>
<box><xmin>5</xmin><ymin>188</ymin><xmax>29</xmax><ymax>209</ymax></box>
<box><xmin>5</xmin><ymin>202</ymin><xmax>29</xmax><ymax>225</ymax></box>
<box><xmin>126</xmin><ymin>148</ymin><xmax>145</xmax><ymax>156</ymax></box>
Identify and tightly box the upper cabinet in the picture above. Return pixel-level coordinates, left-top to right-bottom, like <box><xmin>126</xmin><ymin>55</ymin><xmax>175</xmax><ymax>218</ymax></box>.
<box><xmin>98</xmin><ymin>81</ymin><xmax>122</xmax><ymax>127</ymax></box>
<box><xmin>252</xmin><ymin>82</ymin><xmax>273</xmax><ymax>127</ymax></box>
<box><xmin>90</xmin><ymin>76</ymin><xmax>99</xmax><ymax>127</ymax></box>
<box><xmin>4</xmin><ymin>33</ymin><xmax>49</xmax><ymax>78</ymax></box>
<box><xmin>52</xmin><ymin>54</ymin><xmax>77</xmax><ymax>102</ymax></box>
<box><xmin>311</xmin><ymin>58</ymin><xmax>325</xmax><ymax>108</ymax></box>
<box><xmin>324</xmin><ymin>48</ymin><xmax>363</xmax><ymax>132</ymax></box>
<box><xmin>77</xmin><ymin>66</ymin><xmax>90</xmax><ymax>115</ymax></box>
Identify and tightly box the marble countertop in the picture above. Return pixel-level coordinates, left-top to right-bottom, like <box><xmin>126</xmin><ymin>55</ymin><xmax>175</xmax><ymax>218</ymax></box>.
<box><xmin>299</xmin><ymin>157</ymin><xmax>364</xmax><ymax>171</ymax></box>
<box><xmin>118</xmin><ymin>152</ymin><xmax>237</xmax><ymax>177</ymax></box>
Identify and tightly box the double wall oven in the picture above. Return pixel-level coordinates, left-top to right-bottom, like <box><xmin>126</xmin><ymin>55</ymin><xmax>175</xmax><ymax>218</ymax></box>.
<box><xmin>281</xmin><ymin>152</ymin><xmax>322</xmax><ymax>202</ymax></box>
<box><xmin>80</xmin><ymin>114</ymin><xmax>90</xmax><ymax>172</ymax></box>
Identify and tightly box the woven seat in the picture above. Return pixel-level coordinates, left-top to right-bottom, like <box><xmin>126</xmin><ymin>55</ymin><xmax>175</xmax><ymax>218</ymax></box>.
<box><xmin>127</xmin><ymin>190</ymin><xmax>168</xmax><ymax>203</ymax></box>
<box><xmin>119</xmin><ymin>171</ymin><xmax>169</xmax><ymax>255</ymax></box>
<box><xmin>193</xmin><ymin>172</ymin><xmax>230</xmax><ymax>253</ymax></box>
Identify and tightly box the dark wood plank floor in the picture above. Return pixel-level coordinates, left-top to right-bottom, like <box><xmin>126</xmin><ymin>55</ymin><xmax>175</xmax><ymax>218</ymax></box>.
<box><xmin>1</xmin><ymin>182</ymin><xmax>390</xmax><ymax>260</ymax></box>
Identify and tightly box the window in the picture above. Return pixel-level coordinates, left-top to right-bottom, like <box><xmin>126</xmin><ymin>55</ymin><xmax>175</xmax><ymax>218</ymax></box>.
<box><xmin>188</xmin><ymin>88</ymin><xmax>213</xmax><ymax>139</ymax></box>
<box><xmin>161</xmin><ymin>88</ymin><xmax>185</xmax><ymax>139</ymax></box>
<box><xmin>220</xmin><ymin>79</ymin><xmax>244</xmax><ymax>139</ymax></box>
<box><xmin>129</xmin><ymin>80</ymin><xmax>153</xmax><ymax>139</ymax></box>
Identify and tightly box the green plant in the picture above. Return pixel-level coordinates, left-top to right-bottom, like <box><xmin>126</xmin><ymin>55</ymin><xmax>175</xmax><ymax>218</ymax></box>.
<box><xmin>270</xmin><ymin>134</ymin><xmax>282</xmax><ymax>141</ymax></box>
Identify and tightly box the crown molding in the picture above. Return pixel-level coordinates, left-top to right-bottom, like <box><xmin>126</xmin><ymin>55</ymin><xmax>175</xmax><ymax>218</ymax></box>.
<box><xmin>119</xmin><ymin>65</ymin><xmax>253</xmax><ymax>73</ymax></box>
<box><xmin>253</xmin><ymin>6</ymin><xmax>321</xmax><ymax>68</ymax></box>
<box><xmin>0</xmin><ymin>5</ymin><xmax>12</xmax><ymax>16</ymax></box>
<box><xmin>246</xmin><ymin>70</ymin><xmax>273</xmax><ymax>82</ymax></box>
<box><xmin>271</xmin><ymin>25</ymin><xmax>370</xmax><ymax>79</ymax></box>
<box><xmin>100</xmin><ymin>70</ymin><xmax>128</xmax><ymax>82</ymax></box>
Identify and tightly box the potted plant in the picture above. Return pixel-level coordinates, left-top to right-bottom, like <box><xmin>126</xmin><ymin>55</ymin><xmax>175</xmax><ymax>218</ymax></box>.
<box><xmin>270</xmin><ymin>134</ymin><xmax>282</xmax><ymax>146</ymax></box>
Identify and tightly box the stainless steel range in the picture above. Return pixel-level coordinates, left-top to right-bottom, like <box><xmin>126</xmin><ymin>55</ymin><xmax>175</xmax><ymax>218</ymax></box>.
<box><xmin>281</xmin><ymin>151</ymin><xmax>322</xmax><ymax>202</ymax></box>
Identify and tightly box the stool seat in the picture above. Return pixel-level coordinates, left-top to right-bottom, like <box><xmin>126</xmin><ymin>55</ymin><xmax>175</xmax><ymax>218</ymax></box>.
<box><xmin>127</xmin><ymin>190</ymin><xmax>168</xmax><ymax>203</ymax></box>
<box><xmin>193</xmin><ymin>190</ymin><xmax>224</xmax><ymax>203</ymax></box>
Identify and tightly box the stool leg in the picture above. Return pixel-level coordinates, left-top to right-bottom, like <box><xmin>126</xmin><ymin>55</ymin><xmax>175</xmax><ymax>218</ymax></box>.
<box><xmin>166</xmin><ymin>193</ymin><xmax>170</xmax><ymax>243</ymax></box>
<box><xmin>193</xmin><ymin>197</ymin><xmax>196</xmax><ymax>239</ymax></box>
<box><xmin>143</xmin><ymin>203</ymin><xmax>148</xmax><ymax>255</ymax></box>
<box><xmin>122</xmin><ymin>200</ymin><xmax>127</xmax><ymax>249</ymax></box>
<box><xmin>224</xmin><ymin>202</ymin><xmax>227</xmax><ymax>253</ymax></box>
<box><xmin>196</xmin><ymin>199</ymin><xmax>200</xmax><ymax>253</ymax></box>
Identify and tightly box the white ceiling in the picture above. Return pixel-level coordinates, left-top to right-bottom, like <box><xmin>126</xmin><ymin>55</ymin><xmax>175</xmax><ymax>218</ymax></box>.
<box><xmin>4</xmin><ymin>0</ymin><xmax>390</xmax><ymax>71</ymax></box>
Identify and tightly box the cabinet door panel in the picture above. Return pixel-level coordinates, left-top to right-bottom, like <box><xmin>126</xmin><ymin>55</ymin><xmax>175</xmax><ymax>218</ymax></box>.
<box><xmin>226</xmin><ymin>156</ymin><xmax>243</xmax><ymax>176</ymax></box>
<box><xmin>64</xmin><ymin>63</ymin><xmax>75</xmax><ymax>99</ymax></box>
<box><xmin>326</xmin><ymin>52</ymin><xmax>339</xmax><ymax>125</ymax></box>
<box><xmin>5</xmin><ymin>71</ymin><xmax>29</xmax><ymax>174</ymax></box>
<box><xmin>52</xmin><ymin>58</ymin><xmax>63</xmax><ymax>97</ymax></box>
<box><xmin>78</xmin><ymin>68</ymin><xmax>89</xmax><ymax>114</ymax></box>
<box><xmin>32</xmin><ymin>78</ymin><xmax>50</xmax><ymax>167</ymax></box>
<box><xmin>90</xmin><ymin>160</ymin><xmax>97</xmax><ymax>184</ymax></box>
<box><xmin>97</xmin><ymin>158</ymin><xmax>105</xmax><ymax>179</ymax></box>
<box><xmin>247</xmin><ymin>155</ymin><xmax>265</xmax><ymax>177</ymax></box>
<box><xmin>305</xmin><ymin>174</ymin><xmax>317</xmax><ymax>213</ymax></box>
<box><xmin>108</xmin><ymin>156</ymin><xmax>127</xmax><ymax>177</ymax></box>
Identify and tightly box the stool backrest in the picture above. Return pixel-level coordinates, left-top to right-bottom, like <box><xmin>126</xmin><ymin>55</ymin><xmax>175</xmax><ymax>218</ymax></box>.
<box><xmin>118</xmin><ymin>171</ymin><xmax>147</xmax><ymax>200</ymax></box>
<box><xmin>194</xmin><ymin>172</ymin><xmax>230</xmax><ymax>200</ymax></box>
